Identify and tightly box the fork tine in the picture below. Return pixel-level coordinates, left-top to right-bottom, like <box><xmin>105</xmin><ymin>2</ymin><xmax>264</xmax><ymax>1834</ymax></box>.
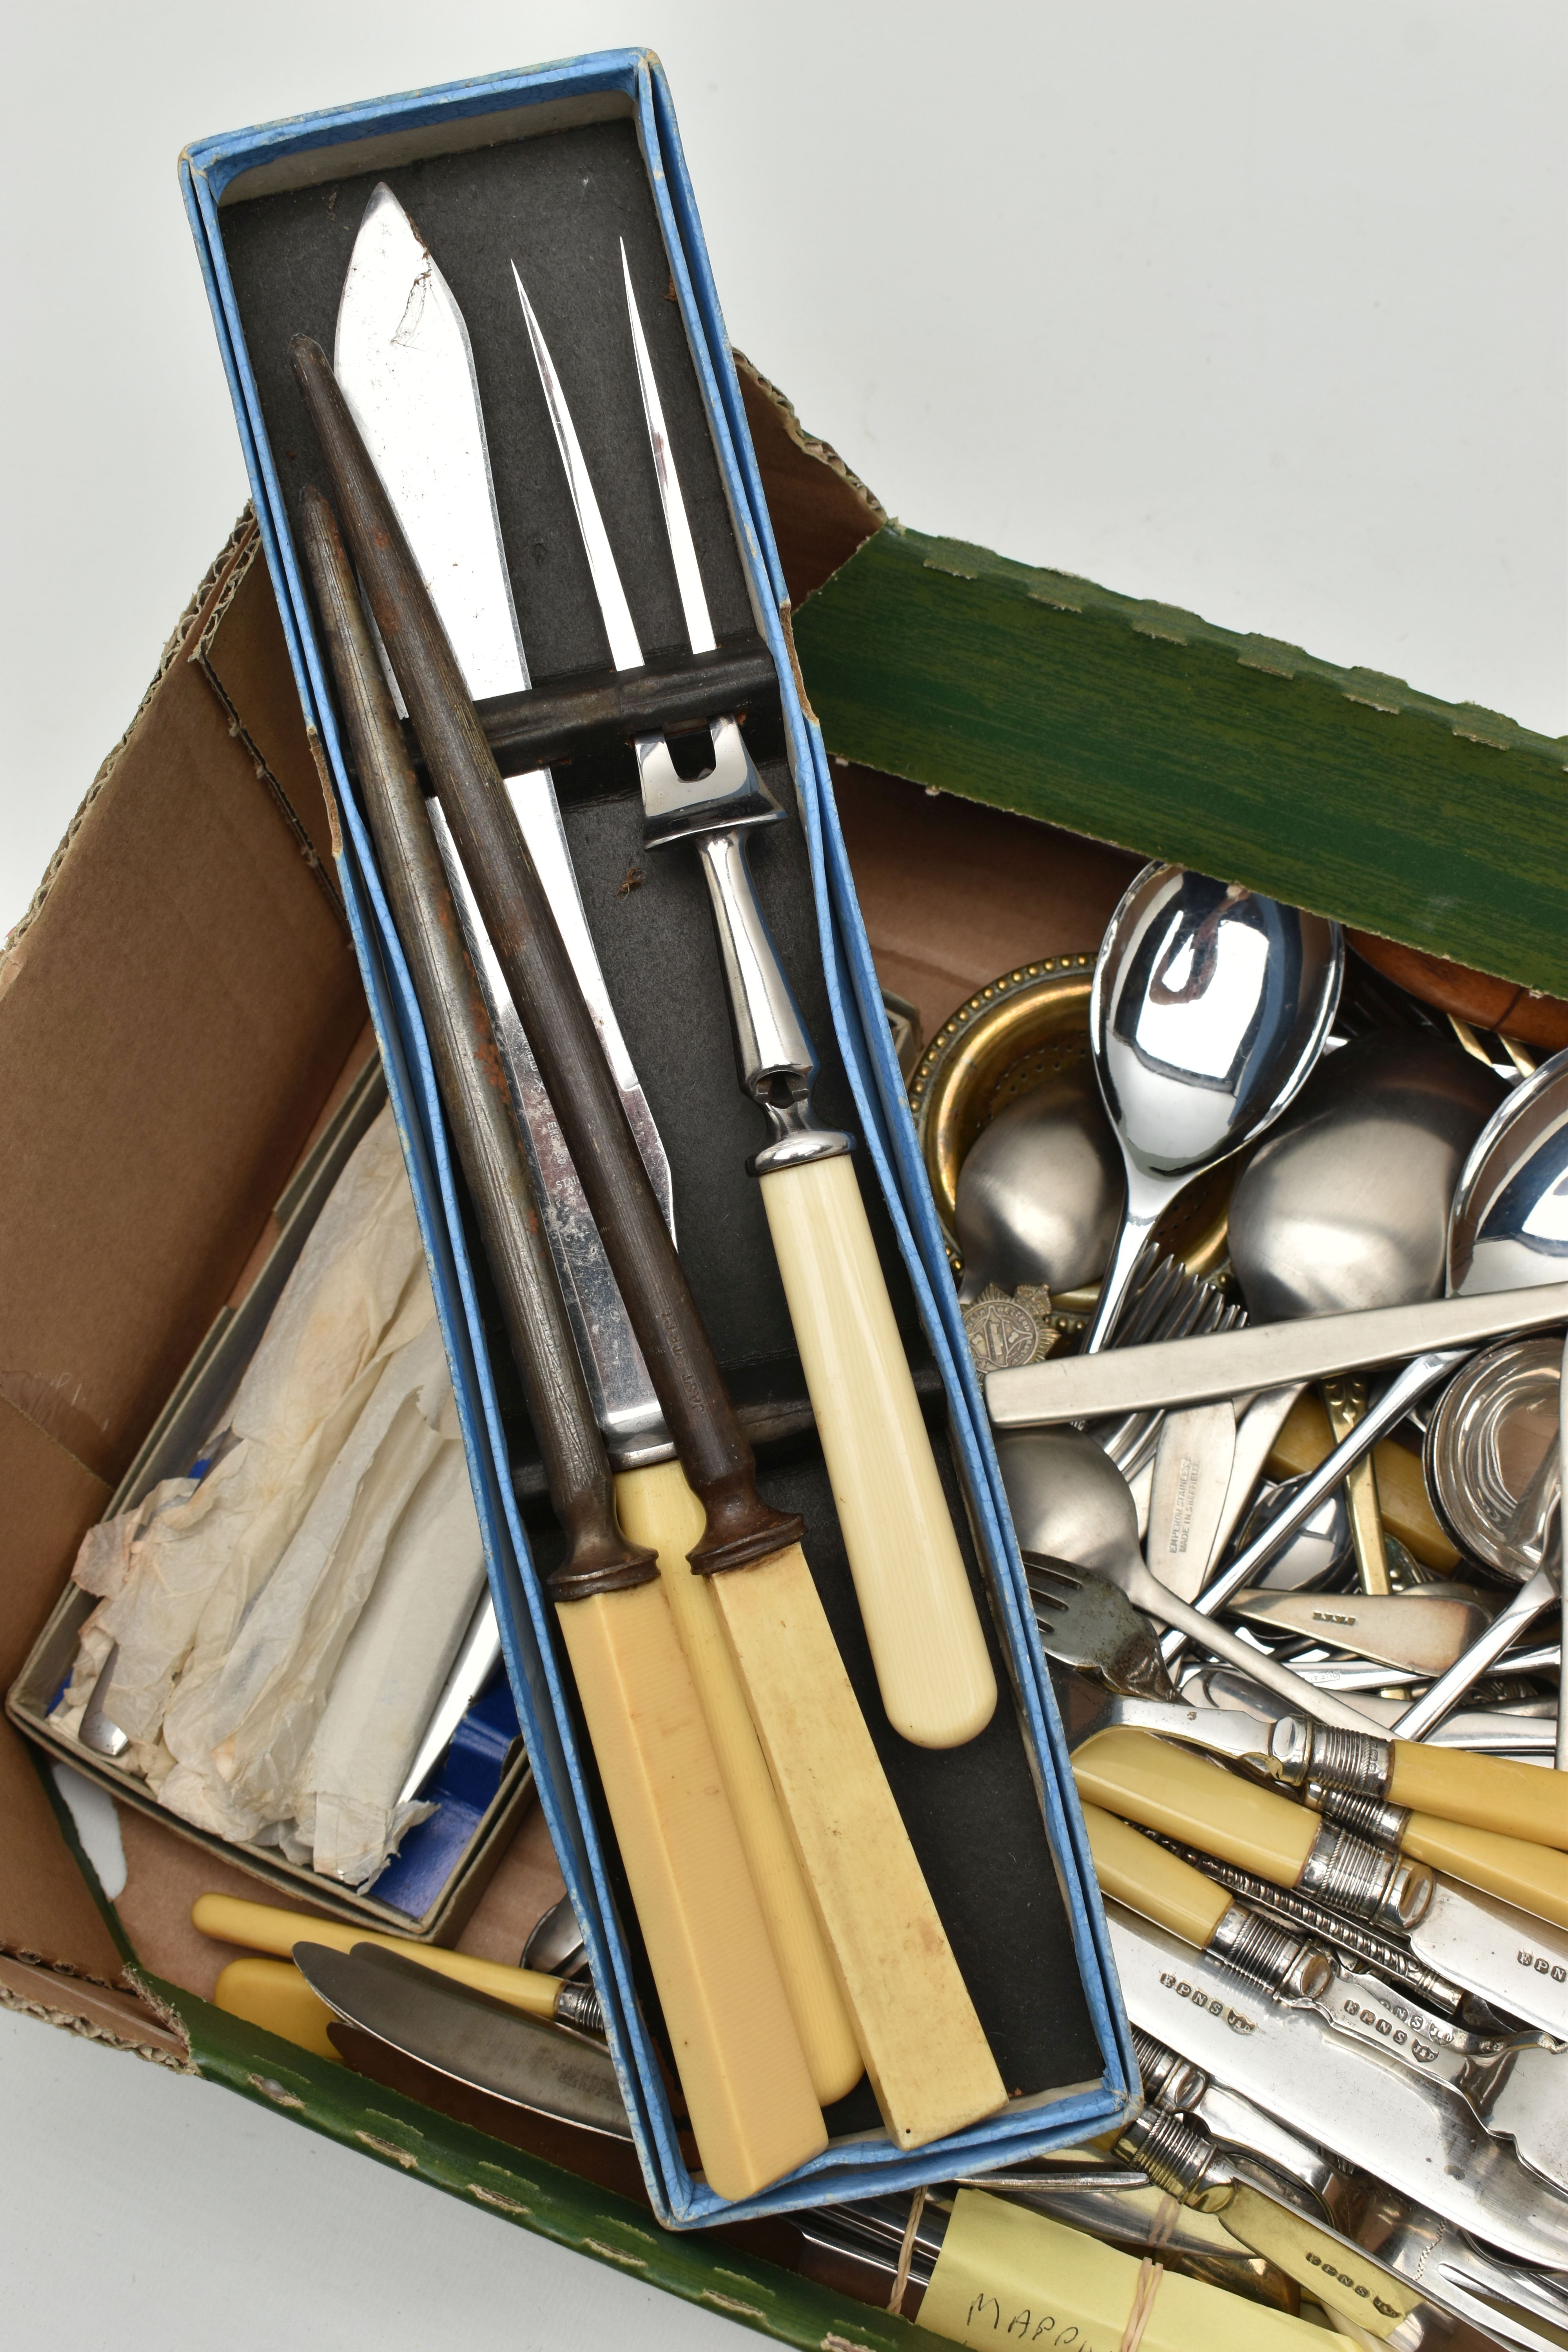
<box><xmin>1022</xmin><ymin>1553</ymin><xmax>1085</xmax><ymax>1593</ymax></box>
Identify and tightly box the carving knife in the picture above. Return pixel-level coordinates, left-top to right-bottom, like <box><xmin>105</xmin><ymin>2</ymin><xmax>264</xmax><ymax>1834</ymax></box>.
<box><xmin>332</xmin><ymin>186</ymin><xmax>860</xmax><ymax>2109</ymax></box>
<box><xmin>292</xmin><ymin>334</ymin><xmax>1007</xmax><ymax>2151</ymax></box>
<box><xmin>503</xmin><ymin>247</ymin><xmax>997</xmax><ymax>1753</ymax></box>
<box><xmin>1103</xmin><ymin>1900</ymin><xmax>1568</xmax><ymax>2267</ymax></box>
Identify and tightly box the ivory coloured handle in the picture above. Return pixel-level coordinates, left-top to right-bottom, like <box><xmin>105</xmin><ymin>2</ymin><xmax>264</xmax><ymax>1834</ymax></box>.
<box><xmin>708</xmin><ymin>1538</ymin><xmax>1007</xmax><ymax>2149</ymax></box>
<box><xmin>192</xmin><ymin>1893</ymin><xmax>564</xmax><ymax>2017</ymax></box>
<box><xmin>1080</xmin><ymin>1802</ymin><xmax>1232</xmax><ymax>1947</ymax></box>
<box><xmin>552</xmin><ymin>1575</ymin><xmax>828</xmax><ymax>2198</ymax></box>
<box><xmin>1388</xmin><ymin>1744</ymin><xmax>1568</xmax><ymax>1851</ymax></box>
<box><xmin>214</xmin><ymin>1956</ymin><xmax>340</xmax><ymax>2063</ymax></box>
<box><xmin>1072</xmin><ymin>1727</ymin><xmax>1318</xmax><ymax>1888</ymax></box>
<box><xmin>614</xmin><ymin>1459</ymin><xmax>863</xmax><ymax>2106</ymax></box>
<box><xmin>759</xmin><ymin>1152</ymin><xmax>996</xmax><ymax>1749</ymax></box>
<box><xmin>1399</xmin><ymin>1815</ymin><xmax>1568</xmax><ymax>1934</ymax></box>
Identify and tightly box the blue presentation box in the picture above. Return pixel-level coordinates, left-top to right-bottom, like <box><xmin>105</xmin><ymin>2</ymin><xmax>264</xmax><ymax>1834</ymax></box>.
<box><xmin>180</xmin><ymin>45</ymin><xmax>1135</xmax><ymax>2226</ymax></box>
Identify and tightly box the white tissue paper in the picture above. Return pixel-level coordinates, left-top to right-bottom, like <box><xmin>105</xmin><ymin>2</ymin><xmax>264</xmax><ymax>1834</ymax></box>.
<box><xmin>54</xmin><ymin>1102</ymin><xmax>494</xmax><ymax>1887</ymax></box>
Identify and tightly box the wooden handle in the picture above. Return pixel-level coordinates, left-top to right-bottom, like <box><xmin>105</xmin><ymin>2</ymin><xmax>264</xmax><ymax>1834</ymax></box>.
<box><xmin>613</xmin><ymin>1458</ymin><xmax>862</xmax><ymax>2107</ymax></box>
<box><xmin>192</xmin><ymin>1894</ymin><xmax>564</xmax><ymax>2017</ymax></box>
<box><xmin>1072</xmin><ymin>1727</ymin><xmax>1317</xmax><ymax>1888</ymax></box>
<box><xmin>552</xmin><ymin>1577</ymin><xmax>828</xmax><ymax>2196</ymax></box>
<box><xmin>291</xmin><ymin>338</ymin><xmax>798</xmax><ymax>1580</ymax></box>
<box><xmin>759</xmin><ymin>1153</ymin><xmax>996</xmax><ymax>1749</ymax></box>
<box><xmin>709</xmin><ymin>1543</ymin><xmax>1007</xmax><ymax>2149</ymax></box>
<box><xmin>298</xmin><ymin>484</ymin><xmax>649</xmax><ymax>1601</ymax></box>
<box><xmin>1388</xmin><ymin>1743</ymin><xmax>1568</xmax><ymax>1851</ymax></box>
<box><xmin>1079</xmin><ymin>1802</ymin><xmax>1232</xmax><ymax>1947</ymax></box>
<box><xmin>1399</xmin><ymin>1815</ymin><xmax>1568</xmax><ymax>1935</ymax></box>
<box><xmin>214</xmin><ymin>1956</ymin><xmax>341</xmax><ymax>2063</ymax></box>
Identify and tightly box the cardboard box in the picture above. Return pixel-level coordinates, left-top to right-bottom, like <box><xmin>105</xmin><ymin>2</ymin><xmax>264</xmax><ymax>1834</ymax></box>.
<box><xmin>16</xmin><ymin>44</ymin><xmax>1557</xmax><ymax>2343</ymax></box>
<box><xmin>176</xmin><ymin>49</ymin><xmax>1135</xmax><ymax>2227</ymax></box>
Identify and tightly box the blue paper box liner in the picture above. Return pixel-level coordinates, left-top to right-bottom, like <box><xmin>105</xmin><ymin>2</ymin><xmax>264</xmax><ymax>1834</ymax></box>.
<box><xmin>180</xmin><ymin>44</ymin><xmax>1136</xmax><ymax>2224</ymax></box>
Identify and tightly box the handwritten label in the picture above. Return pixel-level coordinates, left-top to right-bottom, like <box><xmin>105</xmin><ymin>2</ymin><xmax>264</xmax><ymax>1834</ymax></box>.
<box><xmin>918</xmin><ymin>2190</ymin><xmax>1359</xmax><ymax>2352</ymax></box>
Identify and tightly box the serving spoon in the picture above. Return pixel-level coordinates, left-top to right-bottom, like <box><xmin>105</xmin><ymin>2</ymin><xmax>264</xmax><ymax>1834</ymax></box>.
<box><xmin>1084</xmin><ymin>865</ymin><xmax>1342</xmax><ymax>1353</ymax></box>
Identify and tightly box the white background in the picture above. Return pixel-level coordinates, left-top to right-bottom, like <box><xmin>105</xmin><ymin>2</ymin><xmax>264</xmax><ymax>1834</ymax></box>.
<box><xmin>2</xmin><ymin>1</ymin><xmax>1564</xmax><ymax>943</ymax></box>
<box><xmin>2</xmin><ymin>5</ymin><xmax>1564</xmax><ymax>2344</ymax></box>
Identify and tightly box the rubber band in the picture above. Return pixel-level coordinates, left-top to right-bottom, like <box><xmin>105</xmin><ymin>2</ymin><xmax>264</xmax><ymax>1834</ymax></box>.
<box><xmin>889</xmin><ymin>2186</ymin><xmax>927</xmax><ymax>2315</ymax></box>
<box><xmin>1116</xmin><ymin>2255</ymin><xmax>1165</xmax><ymax>2352</ymax></box>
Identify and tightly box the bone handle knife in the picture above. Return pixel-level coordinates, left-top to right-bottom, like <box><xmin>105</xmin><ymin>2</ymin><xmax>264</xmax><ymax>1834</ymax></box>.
<box><xmin>1394</xmin><ymin>1814</ymin><xmax>1568</xmax><ymax>1934</ymax></box>
<box><xmin>194</xmin><ymin>1893</ymin><xmax>587</xmax><ymax>2024</ymax></box>
<box><xmin>298</xmin><ymin>484</ymin><xmax>825</xmax><ymax>2199</ymax></box>
<box><xmin>295</xmin><ymin>338</ymin><xmax>1005</xmax><ymax>2153</ymax></box>
<box><xmin>1082</xmin><ymin>1723</ymin><xmax>1568</xmax><ymax>1936</ymax></box>
<box><xmin>1270</xmin><ymin>1714</ymin><xmax>1568</xmax><ymax>1851</ymax></box>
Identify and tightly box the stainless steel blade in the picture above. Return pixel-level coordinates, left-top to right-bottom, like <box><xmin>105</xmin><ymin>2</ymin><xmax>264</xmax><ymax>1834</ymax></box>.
<box><xmin>1145</xmin><ymin>1400</ymin><xmax>1237</xmax><ymax>1601</ymax></box>
<box><xmin>336</xmin><ymin>182</ymin><xmax>528</xmax><ymax>699</ymax></box>
<box><xmin>429</xmin><ymin>799</ymin><xmax>670</xmax><ymax>1465</ymax></box>
<box><xmin>1207</xmin><ymin>1387</ymin><xmax>1306</xmax><ymax>1577</ymax></box>
<box><xmin>987</xmin><ymin>1288</ymin><xmax>1568</xmax><ymax>1426</ymax></box>
<box><xmin>1104</xmin><ymin>1902</ymin><xmax>1568</xmax><ymax>2267</ymax></box>
<box><xmin>294</xmin><ymin>1940</ymin><xmax>632</xmax><ymax>2141</ymax></box>
<box><xmin>621</xmin><ymin>240</ymin><xmax>715</xmax><ymax>657</ymax></box>
<box><xmin>334</xmin><ymin>184</ymin><xmax>673</xmax><ymax>1231</ymax></box>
